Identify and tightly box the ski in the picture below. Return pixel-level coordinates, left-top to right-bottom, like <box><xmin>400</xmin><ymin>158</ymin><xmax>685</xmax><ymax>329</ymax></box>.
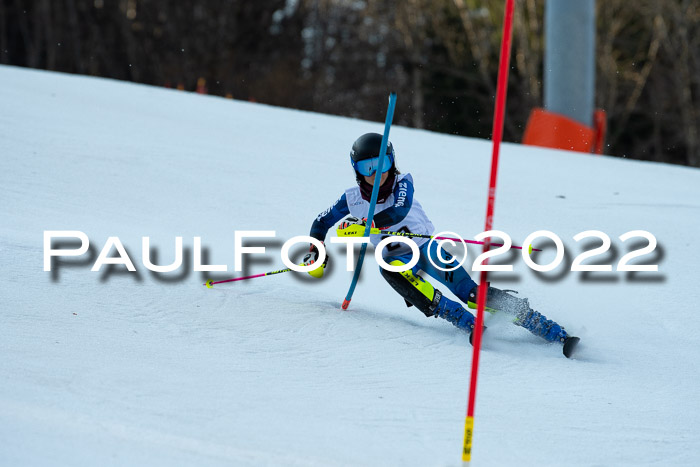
<box><xmin>469</xmin><ymin>326</ymin><xmax>486</xmax><ymax>346</ymax></box>
<box><xmin>562</xmin><ymin>336</ymin><xmax>580</xmax><ymax>358</ymax></box>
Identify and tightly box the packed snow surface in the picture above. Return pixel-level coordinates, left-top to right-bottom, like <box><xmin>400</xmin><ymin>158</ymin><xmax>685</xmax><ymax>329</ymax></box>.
<box><xmin>1</xmin><ymin>65</ymin><xmax>699</xmax><ymax>466</ymax></box>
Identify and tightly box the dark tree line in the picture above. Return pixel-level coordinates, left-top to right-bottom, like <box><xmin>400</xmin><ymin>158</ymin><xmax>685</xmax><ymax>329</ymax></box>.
<box><xmin>2</xmin><ymin>0</ymin><xmax>698</xmax><ymax>167</ymax></box>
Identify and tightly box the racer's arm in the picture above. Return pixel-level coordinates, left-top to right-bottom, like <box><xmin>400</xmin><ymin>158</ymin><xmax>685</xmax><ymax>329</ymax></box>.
<box><xmin>310</xmin><ymin>194</ymin><xmax>350</xmax><ymax>242</ymax></box>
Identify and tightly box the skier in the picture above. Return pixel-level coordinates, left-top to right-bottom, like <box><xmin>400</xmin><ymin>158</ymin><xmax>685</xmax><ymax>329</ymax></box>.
<box><xmin>304</xmin><ymin>132</ymin><xmax>578</xmax><ymax>355</ymax></box>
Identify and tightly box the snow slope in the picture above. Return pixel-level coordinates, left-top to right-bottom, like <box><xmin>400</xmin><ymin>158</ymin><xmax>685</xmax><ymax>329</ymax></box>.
<box><xmin>1</xmin><ymin>65</ymin><xmax>699</xmax><ymax>466</ymax></box>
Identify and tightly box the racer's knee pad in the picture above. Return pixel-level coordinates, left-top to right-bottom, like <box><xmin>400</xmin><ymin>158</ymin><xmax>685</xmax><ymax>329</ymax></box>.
<box><xmin>380</xmin><ymin>260</ymin><xmax>442</xmax><ymax>317</ymax></box>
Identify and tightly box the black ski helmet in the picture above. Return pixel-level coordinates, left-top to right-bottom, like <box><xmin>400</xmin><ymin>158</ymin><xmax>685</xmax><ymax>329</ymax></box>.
<box><xmin>350</xmin><ymin>133</ymin><xmax>396</xmax><ymax>178</ymax></box>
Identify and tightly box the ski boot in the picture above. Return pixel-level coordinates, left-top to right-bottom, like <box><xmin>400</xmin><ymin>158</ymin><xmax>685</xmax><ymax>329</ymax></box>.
<box><xmin>514</xmin><ymin>306</ymin><xmax>568</xmax><ymax>343</ymax></box>
<box><xmin>434</xmin><ymin>295</ymin><xmax>475</xmax><ymax>331</ymax></box>
<box><xmin>434</xmin><ymin>294</ymin><xmax>488</xmax><ymax>345</ymax></box>
<box><xmin>467</xmin><ymin>284</ymin><xmax>579</xmax><ymax>357</ymax></box>
<box><xmin>511</xmin><ymin>300</ymin><xmax>581</xmax><ymax>358</ymax></box>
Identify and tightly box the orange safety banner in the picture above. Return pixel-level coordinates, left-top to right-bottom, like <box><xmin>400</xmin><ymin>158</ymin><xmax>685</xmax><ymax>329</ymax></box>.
<box><xmin>523</xmin><ymin>108</ymin><xmax>595</xmax><ymax>153</ymax></box>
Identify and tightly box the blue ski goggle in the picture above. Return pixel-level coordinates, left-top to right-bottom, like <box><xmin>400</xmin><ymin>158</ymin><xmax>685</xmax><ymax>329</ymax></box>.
<box><xmin>352</xmin><ymin>153</ymin><xmax>394</xmax><ymax>176</ymax></box>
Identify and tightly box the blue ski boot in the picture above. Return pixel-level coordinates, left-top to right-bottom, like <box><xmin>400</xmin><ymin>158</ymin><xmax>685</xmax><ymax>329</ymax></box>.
<box><xmin>434</xmin><ymin>295</ymin><xmax>476</xmax><ymax>333</ymax></box>
<box><xmin>514</xmin><ymin>306</ymin><xmax>568</xmax><ymax>343</ymax></box>
<box><xmin>467</xmin><ymin>284</ymin><xmax>568</xmax><ymax>344</ymax></box>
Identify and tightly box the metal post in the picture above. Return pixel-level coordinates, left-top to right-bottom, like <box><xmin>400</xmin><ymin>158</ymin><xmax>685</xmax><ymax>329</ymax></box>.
<box><xmin>544</xmin><ymin>0</ymin><xmax>596</xmax><ymax>127</ymax></box>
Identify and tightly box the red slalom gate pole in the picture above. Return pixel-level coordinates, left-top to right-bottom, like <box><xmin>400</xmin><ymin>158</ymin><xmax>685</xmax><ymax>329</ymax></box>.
<box><xmin>462</xmin><ymin>0</ymin><xmax>515</xmax><ymax>463</ymax></box>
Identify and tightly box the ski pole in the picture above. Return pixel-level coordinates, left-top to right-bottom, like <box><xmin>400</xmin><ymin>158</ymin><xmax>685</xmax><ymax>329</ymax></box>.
<box><xmin>342</xmin><ymin>92</ymin><xmax>397</xmax><ymax>310</ymax></box>
<box><xmin>204</xmin><ymin>267</ymin><xmax>292</xmax><ymax>288</ymax></box>
<box><xmin>339</xmin><ymin>227</ymin><xmax>540</xmax><ymax>252</ymax></box>
<box><xmin>379</xmin><ymin>230</ymin><xmax>539</xmax><ymax>252</ymax></box>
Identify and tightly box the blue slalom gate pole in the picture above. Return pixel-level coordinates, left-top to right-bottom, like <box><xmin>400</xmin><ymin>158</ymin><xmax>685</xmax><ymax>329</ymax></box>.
<box><xmin>341</xmin><ymin>92</ymin><xmax>397</xmax><ymax>310</ymax></box>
